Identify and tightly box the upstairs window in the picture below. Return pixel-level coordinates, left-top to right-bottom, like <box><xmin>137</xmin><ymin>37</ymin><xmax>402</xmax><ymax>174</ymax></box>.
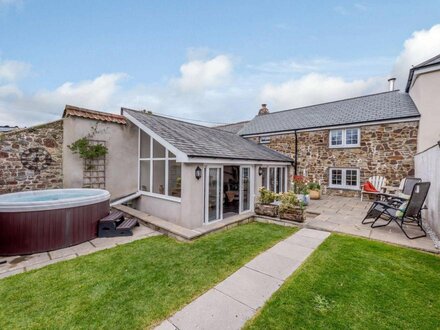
<box><xmin>329</xmin><ymin>128</ymin><xmax>360</xmax><ymax>148</ymax></box>
<box><xmin>259</xmin><ymin>136</ymin><xmax>271</xmax><ymax>144</ymax></box>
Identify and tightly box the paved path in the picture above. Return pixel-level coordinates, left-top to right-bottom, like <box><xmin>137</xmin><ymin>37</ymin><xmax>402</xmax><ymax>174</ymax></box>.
<box><xmin>156</xmin><ymin>228</ymin><xmax>330</xmax><ymax>330</ymax></box>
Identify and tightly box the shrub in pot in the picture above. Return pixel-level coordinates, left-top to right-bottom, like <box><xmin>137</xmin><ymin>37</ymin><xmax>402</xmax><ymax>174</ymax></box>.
<box><xmin>255</xmin><ymin>187</ymin><xmax>279</xmax><ymax>217</ymax></box>
<box><xmin>308</xmin><ymin>182</ymin><xmax>321</xmax><ymax>200</ymax></box>
<box><xmin>279</xmin><ymin>191</ymin><xmax>305</xmax><ymax>222</ymax></box>
<box><xmin>292</xmin><ymin>175</ymin><xmax>310</xmax><ymax>206</ymax></box>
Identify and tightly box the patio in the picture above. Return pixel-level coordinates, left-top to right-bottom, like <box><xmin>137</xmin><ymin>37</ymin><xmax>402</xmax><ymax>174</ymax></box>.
<box><xmin>304</xmin><ymin>195</ymin><xmax>439</xmax><ymax>254</ymax></box>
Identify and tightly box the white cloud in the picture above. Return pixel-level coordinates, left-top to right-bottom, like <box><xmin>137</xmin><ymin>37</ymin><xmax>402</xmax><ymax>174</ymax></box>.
<box><xmin>0</xmin><ymin>59</ymin><xmax>31</xmax><ymax>82</ymax></box>
<box><xmin>173</xmin><ymin>55</ymin><xmax>232</xmax><ymax>92</ymax></box>
<box><xmin>392</xmin><ymin>24</ymin><xmax>440</xmax><ymax>88</ymax></box>
<box><xmin>34</xmin><ymin>73</ymin><xmax>127</xmax><ymax>110</ymax></box>
<box><xmin>2</xmin><ymin>24</ymin><xmax>440</xmax><ymax>127</ymax></box>
<box><xmin>260</xmin><ymin>73</ymin><xmax>385</xmax><ymax>110</ymax></box>
<box><xmin>0</xmin><ymin>73</ymin><xmax>127</xmax><ymax>126</ymax></box>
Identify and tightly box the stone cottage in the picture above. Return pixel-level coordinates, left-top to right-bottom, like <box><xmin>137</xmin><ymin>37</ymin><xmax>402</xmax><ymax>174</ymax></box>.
<box><xmin>232</xmin><ymin>90</ymin><xmax>420</xmax><ymax>197</ymax></box>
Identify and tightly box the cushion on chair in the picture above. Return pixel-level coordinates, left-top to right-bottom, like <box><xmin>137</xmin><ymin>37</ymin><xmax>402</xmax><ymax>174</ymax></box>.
<box><xmin>363</xmin><ymin>181</ymin><xmax>378</xmax><ymax>193</ymax></box>
<box><xmin>396</xmin><ymin>202</ymin><xmax>408</xmax><ymax>218</ymax></box>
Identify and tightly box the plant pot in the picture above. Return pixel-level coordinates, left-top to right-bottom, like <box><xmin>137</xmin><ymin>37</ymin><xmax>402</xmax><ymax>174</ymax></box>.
<box><xmin>309</xmin><ymin>189</ymin><xmax>320</xmax><ymax>200</ymax></box>
<box><xmin>255</xmin><ymin>203</ymin><xmax>279</xmax><ymax>217</ymax></box>
<box><xmin>296</xmin><ymin>194</ymin><xmax>310</xmax><ymax>206</ymax></box>
<box><xmin>279</xmin><ymin>207</ymin><xmax>304</xmax><ymax>222</ymax></box>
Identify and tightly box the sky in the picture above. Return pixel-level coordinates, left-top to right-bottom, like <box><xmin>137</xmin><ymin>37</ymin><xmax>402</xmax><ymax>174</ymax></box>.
<box><xmin>1</xmin><ymin>0</ymin><xmax>440</xmax><ymax>126</ymax></box>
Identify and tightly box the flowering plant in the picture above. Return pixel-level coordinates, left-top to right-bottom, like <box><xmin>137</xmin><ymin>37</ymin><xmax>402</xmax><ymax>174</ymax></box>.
<box><xmin>258</xmin><ymin>187</ymin><xmax>278</xmax><ymax>204</ymax></box>
<box><xmin>292</xmin><ymin>175</ymin><xmax>309</xmax><ymax>194</ymax></box>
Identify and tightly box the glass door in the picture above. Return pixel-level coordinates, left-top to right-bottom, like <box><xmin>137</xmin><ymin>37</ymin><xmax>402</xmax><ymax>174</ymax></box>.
<box><xmin>205</xmin><ymin>166</ymin><xmax>223</xmax><ymax>223</ymax></box>
<box><xmin>239</xmin><ymin>166</ymin><xmax>252</xmax><ymax>213</ymax></box>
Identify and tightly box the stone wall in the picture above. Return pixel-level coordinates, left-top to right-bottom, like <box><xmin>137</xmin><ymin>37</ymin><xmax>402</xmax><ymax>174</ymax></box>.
<box><xmin>0</xmin><ymin>120</ymin><xmax>63</xmax><ymax>194</ymax></box>
<box><xmin>249</xmin><ymin>121</ymin><xmax>419</xmax><ymax>197</ymax></box>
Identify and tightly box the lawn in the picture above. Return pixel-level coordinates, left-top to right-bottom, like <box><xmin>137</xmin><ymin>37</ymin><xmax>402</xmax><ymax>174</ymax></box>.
<box><xmin>0</xmin><ymin>222</ymin><xmax>296</xmax><ymax>329</ymax></box>
<box><xmin>245</xmin><ymin>234</ymin><xmax>440</xmax><ymax>330</ymax></box>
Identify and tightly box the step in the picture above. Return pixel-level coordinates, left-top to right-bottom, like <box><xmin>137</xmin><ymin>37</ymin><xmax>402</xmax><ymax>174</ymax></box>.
<box><xmin>100</xmin><ymin>211</ymin><xmax>124</xmax><ymax>223</ymax></box>
<box><xmin>116</xmin><ymin>218</ymin><xmax>138</xmax><ymax>230</ymax></box>
<box><xmin>112</xmin><ymin>205</ymin><xmax>202</xmax><ymax>241</ymax></box>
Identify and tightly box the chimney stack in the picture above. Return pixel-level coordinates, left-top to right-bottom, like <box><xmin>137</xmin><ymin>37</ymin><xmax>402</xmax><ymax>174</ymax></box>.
<box><xmin>258</xmin><ymin>104</ymin><xmax>270</xmax><ymax>116</ymax></box>
<box><xmin>388</xmin><ymin>78</ymin><xmax>396</xmax><ymax>91</ymax></box>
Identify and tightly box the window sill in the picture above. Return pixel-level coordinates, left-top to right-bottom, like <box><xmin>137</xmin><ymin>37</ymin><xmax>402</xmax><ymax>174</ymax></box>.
<box><xmin>328</xmin><ymin>186</ymin><xmax>360</xmax><ymax>191</ymax></box>
<box><xmin>329</xmin><ymin>145</ymin><xmax>361</xmax><ymax>149</ymax></box>
<box><xmin>138</xmin><ymin>191</ymin><xmax>182</xmax><ymax>203</ymax></box>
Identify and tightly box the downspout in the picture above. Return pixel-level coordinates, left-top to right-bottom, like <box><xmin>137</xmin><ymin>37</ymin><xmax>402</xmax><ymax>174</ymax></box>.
<box><xmin>294</xmin><ymin>130</ymin><xmax>298</xmax><ymax>175</ymax></box>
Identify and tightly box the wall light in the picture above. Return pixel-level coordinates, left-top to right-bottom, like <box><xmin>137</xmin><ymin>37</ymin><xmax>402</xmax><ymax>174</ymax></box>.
<box><xmin>258</xmin><ymin>167</ymin><xmax>263</xmax><ymax>176</ymax></box>
<box><xmin>195</xmin><ymin>166</ymin><xmax>202</xmax><ymax>180</ymax></box>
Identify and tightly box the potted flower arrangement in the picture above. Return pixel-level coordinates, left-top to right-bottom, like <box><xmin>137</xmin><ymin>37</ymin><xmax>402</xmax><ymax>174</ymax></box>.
<box><xmin>308</xmin><ymin>182</ymin><xmax>321</xmax><ymax>200</ymax></box>
<box><xmin>255</xmin><ymin>187</ymin><xmax>279</xmax><ymax>217</ymax></box>
<box><xmin>292</xmin><ymin>175</ymin><xmax>310</xmax><ymax>206</ymax></box>
<box><xmin>279</xmin><ymin>191</ymin><xmax>305</xmax><ymax>222</ymax></box>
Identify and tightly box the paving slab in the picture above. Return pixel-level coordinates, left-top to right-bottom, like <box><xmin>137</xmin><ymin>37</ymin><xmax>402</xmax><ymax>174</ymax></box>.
<box><xmin>267</xmin><ymin>241</ymin><xmax>314</xmax><ymax>262</ymax></box>
<box><xmin>245</xmin><ymin>251</ymin><xmax>303</xmax><ymax>281</ymax></box>
<box><xmin>155</xmin><ymin>320</ymin><xmax>177</xmax><ymax>330</ymax></box>
<box><xmin>169</xmin><ymin>289</ymin><xmax>254</xmax><ymax>330</ymax></box>
<box><xmin>49</xmin><ymin>242</ymin><xmax>95</xmax><ymax>259</ymax></box>
<box><xmin>215</xmin><ymin>267</ymin><xmax>283</xmax><ymax>310</ymax></box>
<box><xmin>0</xmin><ymin>268</ymin><xmax>24</xmax><ymax>279</ymax></box>
<box><xmin>284</xmin><ymin>233</ymin><xmax>325</xmax><ymax>249</ymax></box>
<box><xmin>296</xmin><ymin>228</ymin><xmax>331</xmax><ymax>240</ymax></box>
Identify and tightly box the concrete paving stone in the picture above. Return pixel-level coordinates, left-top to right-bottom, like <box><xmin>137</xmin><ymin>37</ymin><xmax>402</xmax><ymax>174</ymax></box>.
<box><xmin>169</xmin><ymin>289</ymin><xmax>254</xmax><ymax>330</ymax></box>
<box><xmin>90</xmin><ymin>237</ymin><xmax>118</xmax><ymax>249</ymax></box>
<box><xmin>245</xmin><ymin>251</ymin><xmax>303</xmax><ymax>281</ymax></box>
<box><xmin>267</xmin><ymin>241</ymin><xmax>314</xmax><ymax>262</ymax></box>
<box><xmin>26</xmin><ymin>254</ymin><xmax>77</xmax><ymax>271</ymax></box>
<box><xmin>133</xmin><ymin>225</ymin><xmax>156</xmax><ymax>237</ymax></box>
<box><xmin>49</xmin><ymin>242</ymin><xmax>95</xmax><ymax>259</ymax></box>
<box><xmin>296</xmin><ymin>228</ymin><xmax>331</xmax><ymax>240</ymax></box>
<box><xmin>7</xmin><ymin>252</ymin><xmax>50</xmax><ymax>270</ymax></box>
<box><xmin>215</xmin><ymin>267</ymin><xmax>283</xmax><ymax>310</ymax></box>
<box><xmin>284</xmin><ymin>234</ymin><xmax>325</xmax><ymax>249</ymax></box>
<box><xmin>155</xmin><ymin>320</ymin><xmax>177</xmax><ymax>330</ymax></box>
<box><xmin>307</xmin><ymin>219</ymin><xmax>339</xmax><ymax>231</ymax></box>
<box><xmin>334</xmin><ymin>224</ymin><xmax>371</xmax><ymax>238</ymax></box>
<box><xmin>0</xmin><ymin>267</ymin><xmax>24</xmax><ymax>279</ymax></box>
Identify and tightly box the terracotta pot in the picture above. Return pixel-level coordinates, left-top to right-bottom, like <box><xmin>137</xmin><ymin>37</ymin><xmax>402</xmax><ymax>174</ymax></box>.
<box><xmin>255</xmin><ymin>203</ymin><xmax>279</xmax><ymax>217</ymax></box>
<box><xmin>309</xmin><ymin>190</ymin><xmax>320</xmax><ymax>200</ymax></box>
<box><xmin>279</xmin><ymin>207</ymin><xmax>304</xmax><ymax>222</ymax></box>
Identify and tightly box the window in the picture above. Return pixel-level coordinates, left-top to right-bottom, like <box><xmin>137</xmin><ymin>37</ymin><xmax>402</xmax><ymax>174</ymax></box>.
<box><xmin>259</xmin><ymin>136</ymin><xmax>271</xmax><ymax>144</ymax></box>
<box><xmin>329</xmin><ymin>168</ymin><xmax>360</xmax><ymax>189</ymax></box>
<box><xmin>139</xmin><ymin>130</ymin><xmax>182</xmax><ymax>199</ymax></box>
<box><xmin>261</xmin><ymin>166</ymin><xmax>287</xmax><ymax>193</ymax></box>
<box><xmin>329</xmin><ymin>128</ymin><xmax>360</xmax><ymax>148</ymax></box>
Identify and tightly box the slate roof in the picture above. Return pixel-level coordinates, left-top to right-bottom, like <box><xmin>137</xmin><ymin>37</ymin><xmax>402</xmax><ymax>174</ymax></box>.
<box><xmin>216</xmin><ymin>121</ymin><xmax>249</xmax><ymax>134</ymax></box>
<box><xmin>63</xmin><ymin>105</ymin><xmax>127</xmax><ymax>124</ymax></box>
<box><xmin>123</xmin><ymin>108</ymin><xmax>293</xmax><ymax>162</ymax></box>
<box><xmin>406</xmin><ymin>53</ymin><xmax>440</xmax><ymax>92</ymax></box>
<box><xmin>239</xmin><ymin>91</ymin><xmax>419</xmax><ymax>136</ymax></box>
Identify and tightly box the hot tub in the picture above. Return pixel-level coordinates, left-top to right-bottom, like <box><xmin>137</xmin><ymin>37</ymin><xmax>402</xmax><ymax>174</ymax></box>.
<box><xmin>0</xmin><ymin>189</ymin><xmax>110</xmax><ymax>256</ymax></box>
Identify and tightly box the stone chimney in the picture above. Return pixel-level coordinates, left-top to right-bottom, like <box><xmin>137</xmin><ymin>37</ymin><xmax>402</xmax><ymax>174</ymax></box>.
<box><xmin>388</xmin><ymin>78</ymin><xmax>396</xmax><ymax>91</ymax></box>
<box><xmin>258</xmin><ymin>104</ymin><xmax>270</xmax><ymax>116</ymax></box>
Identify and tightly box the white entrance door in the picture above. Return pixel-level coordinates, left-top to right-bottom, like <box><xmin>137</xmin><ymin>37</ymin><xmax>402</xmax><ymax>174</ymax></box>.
<box><xmin>239</xmin><ymin>166</ymin><xmax>252</xmax><ymax>213</ymax></box>
<box><xmin>205</xmin><ymin>166</ymin><xmax>223</xmax><ymax>223</ymax></box>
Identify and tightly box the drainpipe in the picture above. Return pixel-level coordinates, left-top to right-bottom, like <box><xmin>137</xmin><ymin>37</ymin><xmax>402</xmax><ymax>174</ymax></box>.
<box><xmin>294</xmin><ymin>130</ymin><xmax>298</xmax><ymax>176</ymax></box>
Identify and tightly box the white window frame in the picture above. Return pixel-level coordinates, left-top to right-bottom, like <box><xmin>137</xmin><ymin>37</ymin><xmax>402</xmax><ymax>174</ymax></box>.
<box><xmin>259</xmin><ymin>136</ymin><xmax>271</xmax><ymax>144</ymax></box>
<box><xmin>260</xmin><ymin>166</ymin><xmax>288</xmax><ymax>193</ymax></box>
<box><xmin>329</xmin><ymin>168</ymin><xmax>360</xmax><ymax>190</ymax></box>
<box><xmin>138</xmin><ymin>128</ymin><xmax>181</xmax><ymax>202</ymax></box>
<box><xmin>329</xmin><ymin>128</ymin><xmax>360</xmax><ymax>148</ymax></box>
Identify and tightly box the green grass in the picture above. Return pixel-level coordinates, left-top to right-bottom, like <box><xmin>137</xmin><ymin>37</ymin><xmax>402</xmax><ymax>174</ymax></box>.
<box><xmin>0</xmin><ymin>222</ymin><xmax>296</xmax><ymax>329</ymax></box>
<box><xmin>245</xmin><ymin>234</ymin><xmax>440</xmax><ymax>330</ymax></box>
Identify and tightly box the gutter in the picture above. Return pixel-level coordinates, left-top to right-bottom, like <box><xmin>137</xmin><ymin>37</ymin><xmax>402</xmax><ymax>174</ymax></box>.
<box><xmin>110</xmin><ymin>192</ymin><xmax>142</xmax><ymax>207</ymax></box>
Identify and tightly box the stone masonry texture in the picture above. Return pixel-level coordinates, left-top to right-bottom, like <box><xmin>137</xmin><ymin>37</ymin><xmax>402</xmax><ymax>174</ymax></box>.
<box><xmin>0</xmin><ymin>120</ymin><xmax>63</xmax><ymax>194</ymax></box>
<box><xmin>249</xmin><ymin>121</ymin><xmax>419</xmax><ymax>197</ymax></box>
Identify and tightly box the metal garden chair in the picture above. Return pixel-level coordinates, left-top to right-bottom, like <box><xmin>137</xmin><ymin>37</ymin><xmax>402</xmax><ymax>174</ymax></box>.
<box><xmin>362</xmin><ymin>182</ymin><xmax>430</xmax><ymax>239</ymax></box>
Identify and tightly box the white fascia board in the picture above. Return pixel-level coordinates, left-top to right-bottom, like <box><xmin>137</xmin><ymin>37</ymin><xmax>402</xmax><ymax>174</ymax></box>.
<box><xmin>123</xmin><ymin>111</ymin><xmax>189</xmax><ymax>162</ymax></box>
<box><xmin>186</xmin><ymin>157</ymin><xmax>292</xmax><ymax>165</ymax></box>
<box><xmin>411</xmin><ymin>63</ymin><xmax>440</xmax><ymax>89</ymax></box>
<box><xmin>241</xmin><ymin>117</ymin><xmax>420</xmax><ymax>138</ymax></box>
